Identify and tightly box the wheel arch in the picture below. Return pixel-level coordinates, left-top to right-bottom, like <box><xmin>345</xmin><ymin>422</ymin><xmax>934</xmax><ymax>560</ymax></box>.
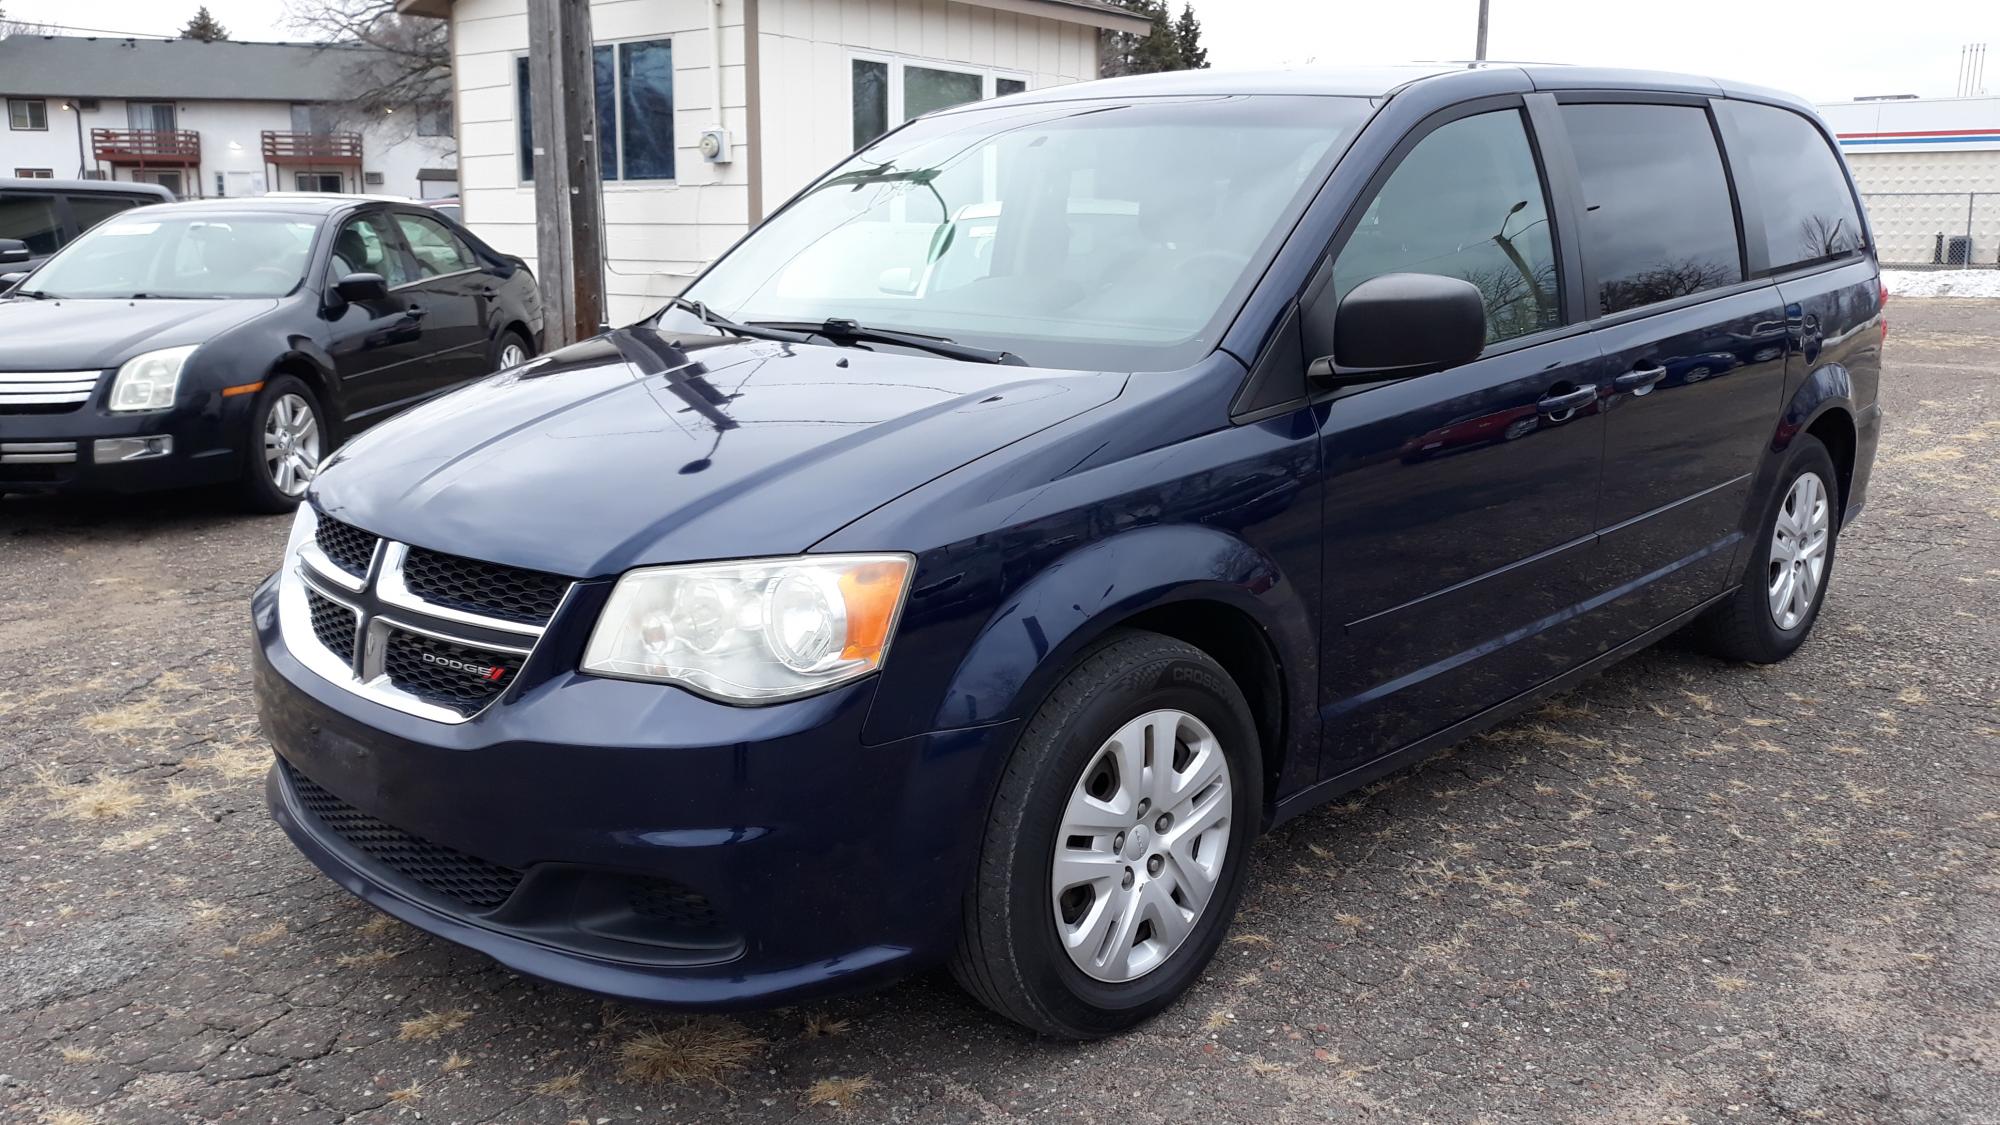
<box><xmin>268</xmin><ymin>345</ymin><xmax>340</xmax><ymax>438</ymax></box>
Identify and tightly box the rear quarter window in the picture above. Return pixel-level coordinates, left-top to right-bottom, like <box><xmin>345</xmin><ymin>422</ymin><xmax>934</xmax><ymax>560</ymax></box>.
<box><xmin>66</xmin><ymin>194</ymin><xmax>144</xmax><ymax>238</ymax></box>
<box><xmin>1561</xmin><ymin>102</ymin><xmax>1743</xmax><ymax>316</ymax></box>
<box><xmin>1717</xmin><ymin>100</ymin><xmax>1864</xmax><ymax>272</ymax></box>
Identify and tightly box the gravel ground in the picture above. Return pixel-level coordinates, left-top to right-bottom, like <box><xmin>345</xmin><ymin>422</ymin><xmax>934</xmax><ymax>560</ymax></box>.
<box><xmin>2</xmin><ymin>299</ymin><xmax>1996</xmax><ymax>1125</ymax></box>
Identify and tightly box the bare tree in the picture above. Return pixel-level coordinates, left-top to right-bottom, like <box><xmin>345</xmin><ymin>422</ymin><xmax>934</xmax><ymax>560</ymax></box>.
<box><xmin>284</xmin><ymin>0</ymin><xmax>453</xmax><ymax>149</ymax></box>
<box><xmin>1</xmin><ymin>4</ymin><xmax>55</xmax><ymax>36</ymax></box>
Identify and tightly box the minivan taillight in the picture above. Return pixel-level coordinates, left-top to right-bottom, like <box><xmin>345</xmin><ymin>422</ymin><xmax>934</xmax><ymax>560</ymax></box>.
<box><xmin>1880</xmin><ymin>280</ymin><xmax>1889</xmax><ymax>341</ymax></box>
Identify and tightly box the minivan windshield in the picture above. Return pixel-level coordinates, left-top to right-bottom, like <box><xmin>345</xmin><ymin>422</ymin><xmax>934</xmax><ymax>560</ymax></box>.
<box><xmin>679</xmin><ymin>95</ymin><xmax>1373</xmax><ymax>370</ymax></box>
<box><xmin>20</xmin><ymin>212</ymin><xmax>319</xmax><ymax>299</ymax></box>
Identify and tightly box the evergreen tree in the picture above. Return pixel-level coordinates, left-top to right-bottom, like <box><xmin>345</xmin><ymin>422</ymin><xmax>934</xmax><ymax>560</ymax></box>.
<box><xmin>181</xmin><ymin>6</ymin><xmax>229</xmax><ymax>41</ymax></box>
<box><xmin>1172</xmin><ymin>3</ymin><xmax>1208</xmax><ymax>70</ymax></box>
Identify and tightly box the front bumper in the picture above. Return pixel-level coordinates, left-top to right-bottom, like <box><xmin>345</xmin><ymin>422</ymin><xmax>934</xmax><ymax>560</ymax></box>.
<box><xmin>252</xmin><ymin>575</ymin><xmax>1016</xmax><ymax>1009</ymax></box>
<box><xmin>0</xmin><ymin>390</ymin><xmax>248</xmax><ymax>495</ymax></box>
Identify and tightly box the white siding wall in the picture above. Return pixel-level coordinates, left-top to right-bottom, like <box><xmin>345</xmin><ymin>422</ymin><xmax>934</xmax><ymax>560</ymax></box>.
<box><xmin>453</xmin><ymin>0</ymin><xmax>753</xmax><ymax>325</ymax></box>
<box><xmin>756</xmin><ymin>0</ymin><xmax>1099</xmax><ymax>207</ymax></box>
<box><xmin>1</xmin><ymin>97</ymin><xmax>81</xmax><ymax>177</ymax></box>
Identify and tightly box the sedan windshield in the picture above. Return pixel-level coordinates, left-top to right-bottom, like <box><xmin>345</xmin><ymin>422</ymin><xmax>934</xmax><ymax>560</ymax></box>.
<box><xmin>22</xmin><ymin>213</ymin><xmax>319</xmax><ymax>299</ymax></box>
<box><xmin>680</xmin><ymin>94</ymin><xmax>1372</xmax><ymax>370</ymax></box>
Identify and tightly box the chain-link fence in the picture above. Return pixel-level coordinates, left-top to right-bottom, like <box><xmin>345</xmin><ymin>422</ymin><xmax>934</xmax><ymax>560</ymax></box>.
<box><xmin>1859</xmin><ymin>192</ymin><xmax>2000</xmax><ymax>268</ymax></box>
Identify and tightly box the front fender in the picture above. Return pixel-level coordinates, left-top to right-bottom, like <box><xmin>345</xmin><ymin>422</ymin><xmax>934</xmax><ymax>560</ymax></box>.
<box><xmin>894</xmin><ymin>523</ymin><xmax>1315</xmax><ymax>754</ymax></box>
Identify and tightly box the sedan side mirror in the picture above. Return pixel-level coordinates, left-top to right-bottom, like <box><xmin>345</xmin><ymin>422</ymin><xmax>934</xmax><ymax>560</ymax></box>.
<box><xmin>0</xmin><ymin>238</ymin><xmax>30</xmax><ymax>266</ymax></box>
<box><xmin>1311</xmin><ymin>272</ymin><xmax>1487</xmax><ymax>385</ymax></box>
<box><xmin>334</xmin><ymin>272</ymin><xmax>390</xmax><ymax>303</ymax></box>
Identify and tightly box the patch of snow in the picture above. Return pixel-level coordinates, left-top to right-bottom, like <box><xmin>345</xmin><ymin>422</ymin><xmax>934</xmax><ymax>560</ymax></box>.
<box><xmin>1881</xmin><ymin>268</ymin><xmax>2000</xmax><ymax>299</ymax></box>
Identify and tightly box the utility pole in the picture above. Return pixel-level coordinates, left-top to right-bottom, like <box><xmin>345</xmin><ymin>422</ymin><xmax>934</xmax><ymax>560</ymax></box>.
<box><xmin>1474</xmin><ymin>0</ymin><xmax>1490</xmax><ymax>61</ymax></box>
<box><xmin>526</xmin><ymin>0</ymin><xmax>606</xmax><ymax>349</ymax></box>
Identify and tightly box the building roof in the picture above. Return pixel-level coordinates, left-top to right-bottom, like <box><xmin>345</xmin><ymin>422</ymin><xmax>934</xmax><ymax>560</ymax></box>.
<box><xmin>0</xmin><ymin>35</ymin><xmax>394</xmax><ymax>102</ymax></box>
<box><xmin>395</xmin><ymin>0</ymin><xmax>1152</xmax><ymax>33</ymax></box>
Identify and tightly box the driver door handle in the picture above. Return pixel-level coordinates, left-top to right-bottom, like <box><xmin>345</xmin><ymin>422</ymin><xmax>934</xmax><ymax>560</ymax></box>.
<box><xmin>403</xmin><ymin>303</ymin><xmax>426</xmax><ymax>320</ymax></box>
<box><xmin>1613</xmin><ymin>365</ymin><xmax>1667</xmax><ymax>392</ymax></box>
<box><xmin>1536</xmin><ymin>384</ymin><xmax>1597</xmax><ymax>415</ymax></box>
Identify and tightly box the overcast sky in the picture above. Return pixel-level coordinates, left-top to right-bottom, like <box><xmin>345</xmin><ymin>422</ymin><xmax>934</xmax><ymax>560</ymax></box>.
<box><xmin>5</xmin><ymin>0</ymin><xmax>1995</xmax><ymax>103</ymax></box>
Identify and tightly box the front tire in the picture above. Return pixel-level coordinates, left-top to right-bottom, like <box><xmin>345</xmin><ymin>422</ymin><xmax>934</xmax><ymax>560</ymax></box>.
<box><xmin>1695</xmin><ymin>435</ymin><xmax>1840</xmax><ymax>662</ymax></box>
<box><xmin>237</xmin><ymin>375</ymin><xmax>324</xmax><ymax>513</ymax></box>
<box><xmin>950</xmin><ymin>630</ymin><xmax>1262</xmax><ymax>1038</ymax></box>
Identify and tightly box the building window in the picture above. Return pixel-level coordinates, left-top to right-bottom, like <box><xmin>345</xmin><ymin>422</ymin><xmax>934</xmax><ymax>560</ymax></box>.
<box><xmin>295</xmin><ymin>172</ymin><xmax>343</xmax><ymax>193</ymax></box>
<box><xmin>418</xmin><ymin>103</ymin><xmax>453</xmax><ymax>137</ymax></box>
<box><xmin>850</xmin><ymin>57</ymin><xmax>1028</xmax><ymax>149</ymax></box>
<box><xmin>516</xmin><ymin>38</ymin><xmax>675</xmax><ymax>183</ymax></box>
<box><xmin>8</xmin><ymin>98</ymin><xmax>48</xmax><ymax>131</ymax></box>
<box><xmin>291</xmin><ymin>104</ymin><xmax>337</xmax><ymax>135</ymax></box>
<box><xmin>14</xmin><ymin>167</ymin><xmax>54</xmax><ymax>178</ymax></box>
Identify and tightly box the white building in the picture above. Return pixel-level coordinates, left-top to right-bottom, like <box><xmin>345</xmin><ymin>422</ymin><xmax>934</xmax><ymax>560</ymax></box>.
<box><xmin>397</xmin><ymin>0</ymin><xmax>1148</xmax><ymax>322</ymax></box>
<box><xmin>0</xmin><ymin>36</ymin><xmax>458</xmax><ymax>201</ymax></box>
<box><xmin>1816</xmin><ymin>94</ymin><xmax>2000</xmax><ymax>266</ymax></box>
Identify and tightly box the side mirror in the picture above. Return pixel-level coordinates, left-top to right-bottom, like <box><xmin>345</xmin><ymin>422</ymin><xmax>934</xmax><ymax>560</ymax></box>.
<box><xmin>1311</xmin><ymin>272</ymin><xmax>1486</xmax><ymax>384</ymax></box>
<box><xmin>334</xmin><ymin>272</ymin><xmax>390</xmax><ymax>303</ymax></box>
<box><xmin>0</xmin><ymin>238</ymin><xmax>30</xmax><ymax>266</ymax></box>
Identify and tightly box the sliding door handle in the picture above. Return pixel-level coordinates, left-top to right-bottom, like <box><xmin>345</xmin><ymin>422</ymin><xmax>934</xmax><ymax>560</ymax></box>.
<box><xmin>1613</xmin><ymin>365</ymin><xmax>1667</xmax><ymax>392</ymax></box>
<box><xmin>1536</xmin><ymin>384</ymin><xmax>1597</xmax><ymax>415</ymax></box>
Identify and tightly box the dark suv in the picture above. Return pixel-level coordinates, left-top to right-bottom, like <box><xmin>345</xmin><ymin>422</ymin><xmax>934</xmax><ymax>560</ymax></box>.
<box><xmin>252</xmin><ymin>64</ymin><xmax>1882</xmax><ymax>1038</ymax></box>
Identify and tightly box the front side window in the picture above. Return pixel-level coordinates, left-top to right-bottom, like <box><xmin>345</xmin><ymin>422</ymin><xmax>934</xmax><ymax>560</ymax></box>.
<box><xmin>516</xmin><ymin>39</ymin><xmax>674</xmax><ymax>182</ymax></box>
<box><xmin>1333</xmin><ymin>109</ymin><xmax>1560</xmax><ymax>346</ymax></box>
<box><xmin>0</xmin><ymin>192</ymin><xmax>61</xmax><ymax>254</ymax></box>
<box><xmin>329</xmin><ymin>214</ymin><xmax>409</xmax><ymax>287</ymax></box>
<box><xmin>23</xmin><ymin>213</ymin><xmax>319</xmax><ymax>299</ymax></box>
<box><xmin>685</xmin><ymin>95</ymin><xmax>1371</xmax><ymax>371</ymax></box>
<box><xmin>1717</xmin><ymin>100</ymin><xmax>1864</xmax><ymax>271</ymax></box>
<box><xmin>1562</xmin><ymin>103</ymin><xmax>1742</xmax><ymax>315</ymax></box>
<box><xmin>8</xmin><ymin>98</ymin><xmax>47</xmax><ymax>131</ymax></box>
<box><xmin>394</xmin><ymin>212</ymin><xmax>474</xmax><ymax>277</ymax></box>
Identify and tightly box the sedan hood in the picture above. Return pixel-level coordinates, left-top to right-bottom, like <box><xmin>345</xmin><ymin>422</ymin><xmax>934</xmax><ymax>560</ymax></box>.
<box><xmin>311</xmin><ymin>325</ymin><xmax>1126</xmax><ymax>577</ymax></box>
<box><xmin>0</xmin><ymin>297</ymin><xmax>278</xmax><ymax>370</ymax></box>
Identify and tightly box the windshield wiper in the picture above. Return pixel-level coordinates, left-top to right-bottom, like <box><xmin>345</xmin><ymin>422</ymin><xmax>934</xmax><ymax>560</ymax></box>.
<box><xmin>750</xmin><ymin>318</ymin><xmax>1027</xmax><ymax>366</ymax></box>
<box><xmin>9</xmin><ymin>288</ymin><xmax>52</xmax><ymax>299</ymax></box>
<box><xmin>658</xmin><ymin>296</ymin><xmax>816</xmax><ymax>344</ymax></box>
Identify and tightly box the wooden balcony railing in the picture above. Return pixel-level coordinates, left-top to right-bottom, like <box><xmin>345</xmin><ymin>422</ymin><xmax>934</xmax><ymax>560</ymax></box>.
<box><xmin>261</xmin><ymin>131</ymin><xmax>364</xmax><ymax>165</ymax></box>
<box><xmin>91</xmin><ymin>128</ymin><xmax>201</xmax><ymax>165</ymax></box>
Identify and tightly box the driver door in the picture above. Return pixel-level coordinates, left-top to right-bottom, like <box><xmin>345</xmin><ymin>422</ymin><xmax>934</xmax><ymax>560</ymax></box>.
<box><xmin>322</xmin><ymin>209</ymin><xmax>426</xmax><ymax>427</ymax></box>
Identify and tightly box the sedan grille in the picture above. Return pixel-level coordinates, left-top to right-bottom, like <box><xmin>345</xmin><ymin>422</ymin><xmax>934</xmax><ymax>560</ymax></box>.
<box><xmin>285</xmin><ymin>761</ymin><xmax>524</xmax><ymax>910</ymax></box>
<box><xmin>382</xmin><ymin>629</ymin><xmax>523</xmax><ymax>717</ymax></box>
<box><xmin>402</xmin><ymin>547</ymin><xmax>571</xmax><ymax>627</ymax></box>
<box><xmin>0</xmin><ymin>370</ymin><xmax>101</xmax><ymax>413</ymax></box>
<box><xmin>314</xmin><ymin>516</ymin><xmax>378</xmax><ymax>578</ymax></box>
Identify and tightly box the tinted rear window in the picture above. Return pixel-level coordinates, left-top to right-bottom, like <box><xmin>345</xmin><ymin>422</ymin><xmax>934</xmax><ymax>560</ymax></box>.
<box><xmin>1717</xmin><ymin>100</ymin><xmax>1864</xmax><ymax>271</ymax></box>
<box><xmin>0</xmin><ymin>191</ymin><xmax>62</xmax><ymax>255</ymax></box>
<box><xmin>67</xmin><ymin>194</ymin><xmax>142</xmax><ymax>235</ymax></box>
<box><xmin>1561</xmin><ymin>103</ymin><xmax>1743</xmax><ymax>316</ymax></box>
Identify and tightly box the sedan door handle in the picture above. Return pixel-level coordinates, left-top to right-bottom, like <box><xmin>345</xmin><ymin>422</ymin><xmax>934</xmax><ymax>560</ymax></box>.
<box><xmin>1536</xmin><ymin>384</ymin><xmax>1598</xmax><ymax>415</ymax></box>
<box><xmin>402</xmin><ymin>303</ymin><xmax>427</xmax><ymax>320</ymax></box>
<box><xmin>1613</xmin><ymin>365</ymin><xmax>1667</xmax><ymax>392</ymax></box>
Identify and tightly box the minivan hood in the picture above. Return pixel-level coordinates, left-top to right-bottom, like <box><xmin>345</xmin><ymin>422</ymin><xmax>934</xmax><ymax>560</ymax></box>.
<box><xmin>0</xmin><ymin>297</ymin><xmax>277</xmax><ymax>370</ymax></box>
<box><xmin>310</xmin><ymin>325</ymin><xmax>1126</xmax><ymax>577</ymax></box>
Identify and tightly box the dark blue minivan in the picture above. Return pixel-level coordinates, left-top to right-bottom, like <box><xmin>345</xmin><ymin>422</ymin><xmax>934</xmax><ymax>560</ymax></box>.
<box><xmin>252</xmin><ymin>64</ymin><xmax>1882</xmax><ymax>1037</ymax></box>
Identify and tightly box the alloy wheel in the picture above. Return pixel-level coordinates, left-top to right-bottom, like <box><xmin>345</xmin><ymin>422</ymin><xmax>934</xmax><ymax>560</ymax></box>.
<box><xmin>1768</xmin><ymin>470</ymin><xmax>1829</xmax><ymax>630</ymax></box>
<box><xmin>497</xmin><ymin>342</ymin><xmax>526</xmax><ymax>370</ymax></box>
<box><xmin>1051</xmin><ymin>709</ymin><xmax>1233</xmax><ymax>983</ymax></box>
<box><xmin>264</xmin><ymin>392</ymin><xmax>321</xmax><ymax>498</ymax></box>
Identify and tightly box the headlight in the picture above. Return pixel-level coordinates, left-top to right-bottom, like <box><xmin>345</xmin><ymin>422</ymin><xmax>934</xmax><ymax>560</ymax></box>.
<box><xmin>108</xmin><ymin>344</ymin><xmax>197</xmax><ymax>412</ymax></box>
<box><xmin>581</xmin><ymin>554</ymin><xmax>914</xmax><ymax>702</ymax></box>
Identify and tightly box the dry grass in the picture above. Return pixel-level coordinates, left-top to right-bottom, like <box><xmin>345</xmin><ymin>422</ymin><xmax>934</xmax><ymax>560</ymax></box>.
<box><xmin>336</xmin><ymin>949</ymin><xmax>400</xmax><ymax>968</ymax></box>
<box><xmin>42</xmin><ymin>1109</ymin><xmax>99</xmax><ymax>1125</ymax></box>
<box><xmin>357</xmin><ymin>914</ymin><xmax>401</xmax><ymax>939</ymax></box>
<box><xmin>398</xmin><ymin>1009</ymin><xmax>472</xmax><ymax>1041</ymax></box>
<box><xmin>99</xmin><ymin>823</ymin><xmax>171</xmax><ymax>852</ymax></box>
<box><xmin>58</xmin><ymin>1047</ymin><xmax>103</xmax><ymax>1064</ymax></box>
<box><xmin>1713</xmin><ymin>975</ymin><xmax>1751</xmax><ymax>992</ymax></box>
<box><xmin>188</xmin><ymin>900</ymin><xmax>227</xmax><ymax>925</ymax></box>
<box><xmin>241</xmin><ymin>920</ymin><xmax>288</xmax><ymax>948</ymax></box>
<box><xmin>616</xmin><ymin>1020</ymin><xmax>763</xmax><ymax>1086</ymax></box>
<box><xmin>1228</xmin><ymin>932</ymin><xmax>1274</xmax><ymax>947</ymax></box>
<box><xmin>441</xmin><ymin>1052</ymin><xmax>474</xmax><ymax>1074</ymax></box>
<box><xmin>804</xmin><ymin>1075</ymin><xmax>876</xmax><ymax>1112</ymax></box>
<box><xmin>530</xmin><ymin>1070</ymin><xmax>584</xmax><ymax>1097</ymax></box>
<box><xmin>385</xmin><ymin>1083</ymin><xmax>422</xmax><ymax>1104</ymax></box>
<box><xmin>32</xmin><ymin>768</ymin><xmax>145</xmax><ymax>821</ymax></box>
<box><xmin>1204</xmin><ymin>1009</ymin><xmax>1237</xmax><ymax>1032</ymax></box>
<box><xmin>800</xmin><ymin>1012</ymin><xmax>851</xmax><ymax>1039</ymax></box>
<box><xmin>183</xmin><ymin>737</ymin><xmax>271</xmax><ymax>782</ymax></box>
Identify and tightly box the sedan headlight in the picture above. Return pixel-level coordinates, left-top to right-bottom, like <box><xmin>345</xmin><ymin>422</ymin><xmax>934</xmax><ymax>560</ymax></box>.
<box><xmin>581</xmin><ymin>554</ymin><xmax>914</xmax><ymax>702</ymax></box>
<box><xmin>108</xmin><ymin>344</ymin><xmax>198</xmax><ymax>412</ymax></box>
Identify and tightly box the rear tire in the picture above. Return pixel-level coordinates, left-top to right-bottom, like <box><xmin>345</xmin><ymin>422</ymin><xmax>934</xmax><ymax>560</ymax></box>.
<box><xmin>1695</xmin><ymin>435</ymin><xmax>1840</xmax><ymax>663</ymax></box>
<box><xmin>490</xmin><ymin>327</ymin><xmax>533</xmax><ymax>373</ymax></box>
<box><xmin>237</xmin><ymin>375</ymin><xmax>324</xmax><ymax>514</ymax></box>
<box><xmin>949</xmin><ymin>630</ymin><xmax>1262</xmax><ymax>1038</ymax></box>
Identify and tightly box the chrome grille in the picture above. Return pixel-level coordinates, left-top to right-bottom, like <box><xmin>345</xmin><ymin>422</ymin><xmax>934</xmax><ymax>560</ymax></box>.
<box><xmin>279</xmin><ymin>506</ymin><xmax>573</xmax><ymax>724</ymax></box>
<box><xmin>0</xmin><ymin>441</ymin><xmax>78</xmax><ymax>464</ymax></box>
<box><xmin>0</xmin><ymin>370</ymin><xmax>101</xmax><ymax>412</ymax></box>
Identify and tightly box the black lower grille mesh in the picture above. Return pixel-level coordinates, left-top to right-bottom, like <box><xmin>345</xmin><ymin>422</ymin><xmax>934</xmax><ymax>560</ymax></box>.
<box><xmin>628</xmin><ymin>879</ymin><xmax>723</xmax><ymax>931</ymax></box>
<box><xmin>305</xmin><ymin>590</ymin><xmax>357</xmax><ymax>665</ymax></box>
<box><xmin>314</xmin><ymin>515</ymin><xmax>378</xmax><ymax>578</ymax></box>
<box><xmin>402</xmin><ymin>547</ymin><xmax>570</xmax><ymax>626</ymax></box>
<box><xmin>284</xmin><ymin>762</ymin><xmax>523</xmax><ymax>910</ymax></box>
<box><xmin>382</xmin><ymin>630</ymin><xmax>522</xmax><ymax>716</ymax></box>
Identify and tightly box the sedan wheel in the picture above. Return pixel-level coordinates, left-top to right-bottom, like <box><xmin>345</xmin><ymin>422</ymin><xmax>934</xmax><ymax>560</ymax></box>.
<box><xmin>264</xmin><ymin>392</ymin><xmax>321</xmax><ymax>498</ymax></box>
<box><xmin>496</xmin><ymin>341</ymin><xmax>527</xmax><ymax>370</ymax></box>
<box><xmin>1052</xmin><ymin>709</ymin><xmax>1233</xmax><ymax>983</ymax></box>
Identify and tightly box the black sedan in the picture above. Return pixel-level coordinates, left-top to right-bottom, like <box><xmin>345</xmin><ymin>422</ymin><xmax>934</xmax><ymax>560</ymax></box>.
<box><xmin>0</xmin><ymin>196</ymin><xmax>543</xmax><ymax>510</ymax></box>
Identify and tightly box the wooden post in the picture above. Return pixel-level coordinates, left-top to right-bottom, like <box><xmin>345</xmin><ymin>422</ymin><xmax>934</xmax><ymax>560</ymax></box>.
<box><xmin>526</xmin><ymin>0</ymin><xmax>607</xmax><ymax>349</ymax></box>
<box><xmin>1474</xmin><ymin>0</ymin><xmax>1489</xmax><ymax>61</ymax></box>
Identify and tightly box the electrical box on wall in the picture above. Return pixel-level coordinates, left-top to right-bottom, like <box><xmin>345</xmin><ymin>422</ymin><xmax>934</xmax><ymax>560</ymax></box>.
<box><xmin>699</xmin><ymin>128</ymin><xmax>732</xmax><ymax>164</ymax></box>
